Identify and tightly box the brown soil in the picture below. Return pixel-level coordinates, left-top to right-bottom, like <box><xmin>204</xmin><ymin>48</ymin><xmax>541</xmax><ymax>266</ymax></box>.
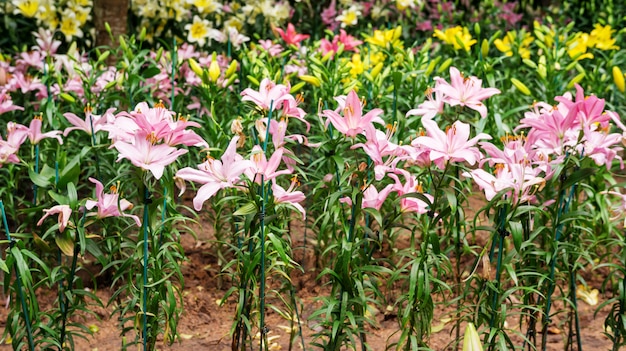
<box><xmin>0</xmin><ymin>201</ymin><xmax>616</xmax><ymax>351</ymax></box>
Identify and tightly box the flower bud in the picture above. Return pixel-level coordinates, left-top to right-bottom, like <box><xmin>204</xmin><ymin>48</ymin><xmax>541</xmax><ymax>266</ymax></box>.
<box><xmin>612</xmin><ymin>66</ymin><xmax>625</xmax><ymax>93</ymax></box>
<box><xmin>511</xmin><ymin>78</ymin><xmax>531</xmax><ymax>96</ymax></box>
<box><xmin>370</xmin><ymin>62</ymin><xmax>384</xmax><ymax>79</ymax></box>
<box><xmin>299</xmin><ymin>74</ymin><xmax>321</xmax><ymax>87</ymax></box>
<box><xmin>438</xmin><ymin>58</ymin><xmax>453</xmax><ymax>73</ymax></box>
<box><xmin>463</xmin><ymin>323</ymin><xmax>483</xmax><ymax>351</ymax></box>
<box><xmin>188</xmin><ymin>58</ymin><xmax>203</xmax><ymax>78</ymax></box>
<box><xmin>225</xmin><ymin>59</ymin><xmax>238</xmax><ymax>78</ymax></box>
<box><xmin>290</xmin><ymin>81</ymin><xmax>306</xmax><ymax>94</ymax></box>
<box><xmin>566</xmin><ymin>72</ymin><xmax>585</xmax><ymax>89</ymax></box>
<box><xmin>481</xmin><ymin>39</ymin><xmax>489</xmax><ymax>58</ymax></box>
<box><xmin>209</xmin><ymin>60</ymin><xmax>221</xmax><ymax>83</ymax></box>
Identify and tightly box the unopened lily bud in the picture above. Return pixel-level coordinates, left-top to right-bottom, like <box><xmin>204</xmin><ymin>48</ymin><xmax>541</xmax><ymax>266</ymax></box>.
<box><xmin>321</xmin><ymin>50</ymin><xmax>334</xmax><ymax>63</ymax></box>
<box><xmin>370</xmin><ymin>62</ymin><xmax>384</xmax><ymax>79</ymax></box>
<box><xmin>299</xmin><ymin>74</ymin><xmax>321</xmax><ymax>87</ymax></box>
<box><xmin>511</xmin><ymin>78</ymin><xmax>531</xmax><ymax>96</ymax></box>
<box><xmin>566</xmin><ymin>72</ymin><xmax>585</xmax><ymax>89</ymax></box>
<box><xmin>155</xmin><ymin>47</ymin><xmax>163</xmax><ymax>62</ymax></box>
<box><xmin>247</xmin><ymin>75</ymin><xmax>260</xmax><ymax>86</ymax></box>
<box><xmin>290</xmin><ymin>81</ymin><xmax>306</xmax><ymax>94</ymax></box>
<box><xmin>97</xmin><ymin>51</ymin><xmax>110</xmax><ymax>64</ymax></box>
<box><xmin>336</xmin><ymin>43</ymin><xmax>345</xmax><ymax>57</ymax></box>
<box><xmin>209</xmin><ymin>60</ymin><xmax>220</xmax><ymax>83</ymax></box>
<box><xmin>612</xmin><ymin>66</ymin><xmax>625</xmax><ymax>93</ymax></box>
<box><xmin>139</xmin><ymin>27</ymin><xmax>146</xmax><ymax>41</ymax></box>
<box><xmin>188</xmin><ymin>58</ymin><xmax>203</xmax><ymax>78</ymax></box>
<box><xmin>119</xmin><ymin>35</ymin><xmax>127</xmax><ymax>52</ymax></box>
<box><xmin>481</xmin><ymin>39</ymin><xmax>489</xmax><ymax>58</ymax></box>
<box><xmin>463</xmin><ymin>323</ymin><xmax>484</xmax><ymax>351</ymax></box>
<box><xmin>60</xmin><ymin>93</ymin><xmax>75</xmax><ymax>103</ymax></box>
<box><xmin>474</xmin><ymin>23</ymin><xmax>481</xmax><ymax>37</ymax></box>
<box><xmin>225</xmin><ymin>60</ymin><xmax>238</xmax><ymax>78</ymax></box>
<box><xmin>438</xmin><ymin>58</ymin><xmax>453</xmax><ymax>73</ymax></box>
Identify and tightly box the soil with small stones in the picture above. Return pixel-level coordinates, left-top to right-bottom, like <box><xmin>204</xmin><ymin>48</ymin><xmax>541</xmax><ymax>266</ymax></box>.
<box><xmin>0</xmin><ymin>197</ymin><xmax>615</xmax><ymax>351</ymax></box>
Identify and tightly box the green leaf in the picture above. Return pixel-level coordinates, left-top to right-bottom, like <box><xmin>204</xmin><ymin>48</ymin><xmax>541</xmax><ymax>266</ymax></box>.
<box><xmin>29</xmin><ymin>168</ymin><xmax>51</xmax><ymax>188</ymax></box>
<box><xmin>509</xmin><ymin>221</ymin><xmax>523</xmax><ymax>252</ymax></box>
<box><xmin>67</xmin><ymin>182</ymin><xmax>78</xmax><ymax>209</ymax></box>
<box><xmin>141</xmin><ymin>65</ymin><xmax>161</xmax><ymax>78</ymax></box>
<box><xmin>562</xmin><ymin>168</ymin><xmax>595</xmax><ymax>189</ymax></box>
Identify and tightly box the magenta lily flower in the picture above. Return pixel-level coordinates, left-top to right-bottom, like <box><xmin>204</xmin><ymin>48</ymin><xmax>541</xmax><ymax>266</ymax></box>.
<box><xmin>85</xmin><ymin>178</ymin><xmax>141</xmax><ymax>226</ymax></box>
<box><xmin>412</xmin><ymin>119</ymin><xmax>491</xmax><ymax>169</ymax></box>
<box><xmin>176</xmin><ymin>136</ymin><xmax>254</xmax><ymax>211</ymax></box>
<box><xmin>274</xmin><ymin>23</ymin><xmax>310</xmax><ymax>47</ymax></box>
<box><xmin>322</xmin><ymin>90</ymin><xmax>384</xmax><ymax>138</ymax></box>
<box><xmin>27</xmin><ymin>116</ymin><xmax>63</xmax><ymax>145</ymax></box>
<box><xmin>37</xmin><ymin>205</ymin><xmax>72</xmax><ymax>232</ymax></box>
<box><xmin>434</xmin><ymin>67</ymin><xmax>500</xmax><ymax>118</ymax></box>
<box><xmin>272</xmin><ymin>179</ymin><xmax>306</xmax><ymax>219</ymax></box>
<box><xmin>113</xmin><ymin>132</ymin><xmax>188</xmax><ymax>180</ymax></box>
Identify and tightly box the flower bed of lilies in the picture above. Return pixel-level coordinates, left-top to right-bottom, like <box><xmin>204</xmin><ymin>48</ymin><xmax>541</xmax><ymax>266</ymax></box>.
<box><xmin>1</xmin><ymin>1</ymin><xmax>626</xmax><ymax>350</ymax></box>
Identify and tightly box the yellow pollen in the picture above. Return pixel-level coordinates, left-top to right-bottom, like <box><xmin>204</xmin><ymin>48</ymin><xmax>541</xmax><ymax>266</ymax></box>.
<box><xmin>154</xmin><ymin>100</ymin><xmax>165</xmax><ymax>109</ymax></box>
<box><xmin>253</xmin><ymin>153</ymin><xmax>263</xmax><ymax>163</ymax></box>
<box><xmin>290</xmin><ymin>174</ymin><xmax>300</xmax><ymax>187</ymax></box>
<box><xmin>296</xmin><ymin>93</ymin><xmax>304</xmax><ymax>105</ymax></box>
<box><xmin>495</xmin><ymin>163</ymin><xmax>505</xmax><ymax>174</ymax></box>
<box><xmin>415</xmin><ymin>183</ymin><xmax>423</xmax><ymax>193</ymax></box>
<box><xmin>425</xmin><ymin>87</ymin><xmax>434</xmax><ymax>96</ymax></box>
<box><xmin>145</xmin><ymin>132</ymin><xmax>159</xmax><ymax>145</ymax></box>
<box><xmin>34</xmin><ymin>113</ymin><xmax>43</xmax><ymax>121</ymax></box>
<box><xmin>84</xmin><ymin>104</ymin><xmax>93</xmax><ymax>113</ymax></box>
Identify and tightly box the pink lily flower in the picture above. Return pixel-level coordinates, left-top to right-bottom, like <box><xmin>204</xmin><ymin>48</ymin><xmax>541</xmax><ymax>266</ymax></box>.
<box><xmin>463</xmin><ymin>163</ymin><xmax>545</xmax><ymax>203</ymax></box>
<box><xmin>272</xmin><ymin>179</ymin><xmax>306</xmax><ymax>219</ymax></box>
<box><xmin>27</xmin><ymin>116</ymin><xmax>63</xmax><ymax>145</ymax></box>
<box><xmin>0</xmin><ymin>122</ymin><xmax>29</xmax><ymax>166</ymax></box>
<box><xmin>322</xmin><ymin>90</ymin><xmax>384</xmax><ymax>138</ymax></box>
<box><xmin>274</xmin><ymin>23</ymin><xmax>310</xmax><ymax>47</ymax></box>
<box><xmin>412</xmin><ymin>119</ymin><xmax>491</xmax><ymax>169</ymax></box>
<box><xmin>85</xmin><ymin>178</ymin><xmax>141</xmax><ymax>226</ymax></box>
<box><xmin>434</xmin><ymin>67</ymin><xmax>500</xmax><ymax>118</ymax></box>
<box><xmin>406</xmin><ymin>87</ymin><xmax>445</xmax><ymax>120</ymax></box>
<box><xmin>175</xmin><ymin>136</ymin><xmax>254</xmax><ymax>211</ymax></box>
<box><xmin>113</xmin><ymin>132</ymin><xmax>188</xmax><ymax>180</ymax></box>
<box><xmin>63</xmin><ymin>107</ymin><xmax>116</xmax><ymax>136</ymax></box>
<box><xmin>37</xmin><ymin>205</ymin><xmax>72</xmax><ymax>232</ymax></box>
<box><xmin>362</xmin><ymin>184</ymin><xmax>394</xmax><ymax>211</ymax></box>
<box><xmin>241</xmin><ymin>78</ymin><xmax>294</xmax><ymax>111</ymax></box>
<box><xmin>258</xmin><ymin>39</ymin><xmax>284</xmax><ymax>57</ymax></box>
<box><xmin>387</xmin><ymin>171</ymin><xmax>433</xmax><ymax>214</ymax></box>
<box><xmin>0</xmin><ymin>91</ymin><xmax>24</xmax><ymax>115</ymax></box>
<box><xmin>246</xmin><ymin>145</ymin><xmax>292</xmax><ymax>183</ymax></box>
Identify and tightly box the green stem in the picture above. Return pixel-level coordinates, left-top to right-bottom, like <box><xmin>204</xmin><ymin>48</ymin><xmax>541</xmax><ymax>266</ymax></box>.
<box><xmin>258</xmin><ymin>101</ymin><xmax>274</xmax><ymax>351</ymax></box>
<box><xmin>170</xmin><ymin>38</ymin><xmax>177</xmax><ymax>110</ymax></box>
<box><xmin>0</xmin><ymin>200</ymin><xmax>35</xmax><ymax>351</ymax></box>
<box><xmin>142</xmin><ymin>185</ymin><xmax>150</xmax><ymax>351</ymax></box>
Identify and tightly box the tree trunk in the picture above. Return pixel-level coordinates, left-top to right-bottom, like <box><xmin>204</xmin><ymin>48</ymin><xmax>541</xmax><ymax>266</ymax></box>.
<box><xmin>93</xmin><ymin>0</ymin><xmax>129</xmax><ymax>49</ymax></box>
